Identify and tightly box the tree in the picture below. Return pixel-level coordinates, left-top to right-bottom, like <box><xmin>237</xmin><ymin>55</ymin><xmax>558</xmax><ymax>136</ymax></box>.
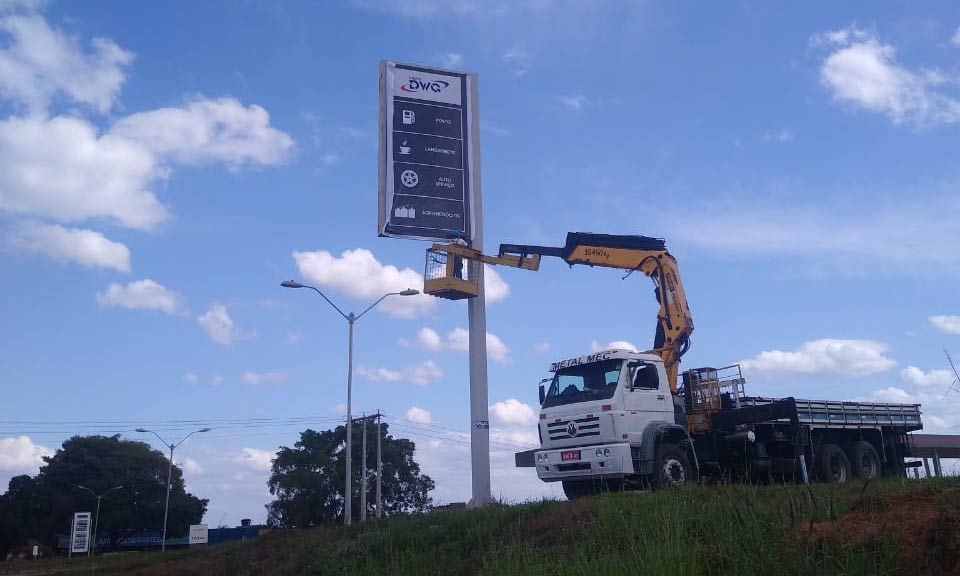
<box><xmin>267</xmin><ymin>420</ymin><xmax>434</xmax><ymax>527</ymax></box>
<box><xmin>0</xmin><ymin>435</ymin><xmax>207</xmax><ymax>552</ymax></box>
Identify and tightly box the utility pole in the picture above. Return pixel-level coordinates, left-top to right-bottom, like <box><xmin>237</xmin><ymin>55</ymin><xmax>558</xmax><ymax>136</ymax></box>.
<box><xmin>376</xmin><ymin>410</ymin><xmax>382</xmax><ymax>519</ymax></box>
<box><xmin>360</xmin><ymin>414</ymin><xmax>368</xmax><ymax>522</ymax></box>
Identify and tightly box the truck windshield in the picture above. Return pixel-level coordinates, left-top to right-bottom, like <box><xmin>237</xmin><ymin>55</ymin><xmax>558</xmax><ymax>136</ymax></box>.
<box><xmin>542</xmin><ymin>360</ymin><xmax>622</xmax><ymax>408</ymax></box>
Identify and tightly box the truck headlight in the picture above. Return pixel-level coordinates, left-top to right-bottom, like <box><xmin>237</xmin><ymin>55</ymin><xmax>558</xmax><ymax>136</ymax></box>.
<box><xmin>603</xmin><ymin>448</ymin><xmax>611</xmax><ymax>457</ymax></box>
<box><xmin>595</xmin><ymin>448</ymin><xmax>603</xmax><ymax>458</ymax></box>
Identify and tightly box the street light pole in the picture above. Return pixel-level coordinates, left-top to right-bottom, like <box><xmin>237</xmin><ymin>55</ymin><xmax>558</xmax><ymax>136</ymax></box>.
<box><xmin>281</xmin><ymin>280</ymin><xmax>418</xmax><ymax>526</ymax></box>
<box><xmin>135</xmin><ymin>427</ymin><xmax>210</xmax><ymax>551</ymax></box>
<box><xmin>76</xmin><ymin>485</ymin><xmax>123</xmax><ymax>557</ymax></box>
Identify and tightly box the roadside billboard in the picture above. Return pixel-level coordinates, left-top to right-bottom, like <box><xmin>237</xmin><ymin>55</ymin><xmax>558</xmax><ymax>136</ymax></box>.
<box><xmin>189</xmin><ymin>524</ymin><xmax>209</xmax><ymax>545</ymax></box>
<box><xmin>70</xmin><ymin>512</ymin><xmax>91</xmax><ymax>555</ymax></box>
<box><xmin>378</xmin><ymin>61</ymin><xmax>480</xmax><ymax>242</ymax></box>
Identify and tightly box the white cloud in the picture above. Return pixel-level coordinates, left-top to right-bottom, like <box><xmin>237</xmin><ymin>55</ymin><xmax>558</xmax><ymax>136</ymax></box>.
<box><xmin>0</xmin><ymin>436</ymin><xmax>52</xmax><ymax>472</ymax></box>
<box><xmin>405</xmin><ymin>406</ymin><xmax>432</xmax><ymax>424</ymax></box>
<box><xmin>181</xmin><ymin>457</ymin><xmax>204</xmax><ymax>475</ymax></box>
<box><xmin>0</xmin><ymin>13</ymin><xmax>133</xmax><ymax>113</ymax></box>
<box><xmin>241</xmin><ymin>371</ymin><xmax>288</xmax><ymax>386</ymax></box>
<box><xmin>899</xmin><ymin>366</ymin><xmax>956</xmax><ymax>388</ymax></box>
<box><xmin>292</xmin><ymin>248</ymin><xmax>433</xmax><ymax>318</ymax></box>
<box><xmin>210</xmin><ymin>375</ymin><xmax>224</xmax><ymax>386</ymax></box>
<box><xmin>356</xmin><ymin>366</ymin><xmax>403</xmax><ymax>382</ymax></box>
<box><xmin>858</xmin><ymin>386</ymin><xmax>919</xmax><ymax>404</ymax></box>
<box><xmin>483</xmin><ymin>265</ymin><xmax>510</xmax><ymax>302</ymax></box>
<box><xmin>502</xmin><ymin>47</ymin><xmax>532</xmax><ymax>78</ymax></box>
<box><xmin>930</xmin><ymin>315</ymin><xmax>960</xmax><ymax>335</ymax></box>
<box><xmin>0</xmin><ymin>115</ymin><xmax>166</xmax><ymax>229</ymax></box>
<box><xmin>763</xmin><ymin>128</ymin><xmax>794</xmax><ymax>142</ymax></box>
<box><xmin>357</xmin><ymin>360</ymin><xmax>442</xmax><ymax>386</ymax></box>
<box><xmin>438</xmin><ymin>327</ymin><xmax>510</xmax><ymax>363</ymax></box>
<box><xmin>560</xmin><ymin>95</ymin><xmax>587</xmax><ymax>111</ymax></box>
<box><xmin>533</xmin><ymin>341</ymin><xmax>551</xmax><ymax>353</ymax></box>
<box><xmin>740</xmin><ymin>338</ymin><xmax>896</xmax><ymax>377</ymax></box>
<box><xmin>97</xmin><ymin>279</ymin><xmax>183</xmax><ymax>315</ymax></box>
<box><xmin>590</xmin><ymin>340</ymin><xmax>638</xmax><ymax>353</ymax></box>
<box><xmin>438</xmin><ymin>52</ymin><xmax>463</xmax><ymax>68</ymax></box>
<box><xmin>197</xmin><ymin>304</ymin><xmax>243</xmax><ymax>346</ymax></box>
<box><xmin>816</xmin><ymin>26</ymin><xmax>960</xmax><ymax>126</ymax></box>
<box><xmin>952</xmin><ymin>27</ymin><xmax>960</xmax><ymax>46</ymax></box>
<box><xmin>446</xmin><ymin>327</ymin><xmax>469</xmax><ymax>351</ymax></box>
<box><xmin>485</xmin><ymin>333</ymin><xmax>510</xmax><ymax>363</ymax></box>
<box><xmin>10</xmin><ymin>223</ymin><xmax>131</xmax><ymax>272</ymax></box>
<box><xmin>415</xmin><ymin>327</ymin><xmax>443</xmax><ymax>351</ymax></box>
<box><xmin>408</xmin><ymin>360</ymin><xmax>443</xmax><ymax>386</ymax></box>
<box><xmin>489</xmin><ymin>399</ymin><xmax>537</xmax><ymax>426</ymax></box>
<box><xmin>110</xmin><ymin>97</ymin><xmax>294</xmax><ymax>167</ymax></box>
<box><xmin>237</xmin><ymin>448</ymin><xmax>273</xmax><ymax>471</ymax></box>
<box><xmin>182</xmin><ymin>372</ymin><xmax>199</xmax><ymax>384</ymax></box>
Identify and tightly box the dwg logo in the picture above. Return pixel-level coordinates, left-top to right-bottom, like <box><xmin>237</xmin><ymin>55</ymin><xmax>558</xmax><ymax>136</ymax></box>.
<box><xmin>401</xmin><ymin>76</ymin><xmax>450</xmax><ymax>94</ymax></box>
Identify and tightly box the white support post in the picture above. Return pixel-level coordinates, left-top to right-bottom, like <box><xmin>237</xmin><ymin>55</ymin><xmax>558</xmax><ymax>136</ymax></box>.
<box><xmin>466</xmin><ymin>74</ymin><xmax>491</xmax><ymax>507</ymax></box>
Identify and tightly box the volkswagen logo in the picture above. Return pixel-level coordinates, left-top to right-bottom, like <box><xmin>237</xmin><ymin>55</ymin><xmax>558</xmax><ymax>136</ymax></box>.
<box><xmin>566</xmin><ymin>421</ymin><xmax>578</xmax><ymax>437</ymax></box>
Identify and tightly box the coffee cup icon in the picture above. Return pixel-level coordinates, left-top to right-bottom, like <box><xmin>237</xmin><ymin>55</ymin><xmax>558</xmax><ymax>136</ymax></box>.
<box><xmin>399</xmin><ymin>140</ymin><xmax>412</xmax><ymax>155</ymax></box>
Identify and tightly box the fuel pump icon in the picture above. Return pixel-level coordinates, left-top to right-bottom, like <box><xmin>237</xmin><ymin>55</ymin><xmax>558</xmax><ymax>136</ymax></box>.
<box><xmin>402</xmin><ymin>110</ymin><xmax>415</xmax><ymax>125</ymax></box>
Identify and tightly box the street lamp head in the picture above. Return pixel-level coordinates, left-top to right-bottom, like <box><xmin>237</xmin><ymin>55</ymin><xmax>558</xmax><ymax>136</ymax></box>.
<box><xmin>281</xmin><ymin>280</ymin><xmax>305</xmax><ymax>289</ymax></box>
<box><xmin>399</xmin><ymin>289</ymin><xmax>419</xmax><ymax>296</ymax></box>
<box><xmin>198</xmin><ymin>428</ymin><xmax>211</xmax><ymax>433</ymax></box>
<box><xmin>135</xmin><ymin>428</ymin><xmax>147</xmax><ymax>433</ymax></box>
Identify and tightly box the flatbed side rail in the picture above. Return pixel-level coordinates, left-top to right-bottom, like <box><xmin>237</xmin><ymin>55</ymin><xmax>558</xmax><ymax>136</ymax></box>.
<box><xmin>740</xmin><ymin>397</ymin><xmax>922</xmax><ymax>431</ymax></box>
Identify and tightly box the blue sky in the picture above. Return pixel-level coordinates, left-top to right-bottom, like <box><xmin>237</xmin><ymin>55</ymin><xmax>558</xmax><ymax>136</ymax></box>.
<box><xmin>2</xmin><ymin>0</ymin><xmax>960</xmax><ymax>523</ymax></box>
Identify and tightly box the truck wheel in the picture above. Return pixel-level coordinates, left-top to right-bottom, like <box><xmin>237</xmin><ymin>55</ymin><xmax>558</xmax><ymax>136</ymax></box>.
<box><xmin>652</xmin><ymin>443</ymin><xmax>692</xmax><ymax>490</ymax></box>
<box><xmin>846</xmin><ymin>441</ymin><xmax>881</xmax><ymax>480</ymax></box>
<box><xmin>562</xmin><ymin>480</ymin><xmax>596</xmax><ymax>500</ymax></box>
<box><xmin>816</xmin><ymin>443</ymin><xmax>851</xmax><ymax>483</ymax></box>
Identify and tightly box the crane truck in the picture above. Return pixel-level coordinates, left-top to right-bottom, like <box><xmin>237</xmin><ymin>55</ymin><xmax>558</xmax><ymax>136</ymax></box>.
<box><xmin>423</xmin><ymin>232</ymin><xmax>923</xmax><ymax>499</ymax></box>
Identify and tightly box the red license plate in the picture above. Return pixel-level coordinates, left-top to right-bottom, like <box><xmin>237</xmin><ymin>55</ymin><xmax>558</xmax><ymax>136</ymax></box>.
<box><xmin>561</xmin><ymin>450</ymin><xmax>581</xmax><ymax>461</ymax></box>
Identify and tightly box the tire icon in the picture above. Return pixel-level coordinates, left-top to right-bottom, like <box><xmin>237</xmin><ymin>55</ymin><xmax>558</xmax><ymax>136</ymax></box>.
<box><xmin>400</xmin><ymin>170</ymin><xmax>419</xmax><ymax>188</ymax></box>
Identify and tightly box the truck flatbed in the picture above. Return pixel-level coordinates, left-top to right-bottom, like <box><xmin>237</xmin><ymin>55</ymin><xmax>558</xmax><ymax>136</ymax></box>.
<box><xmin>738</xmin><ymin>396</ymin><xmax>922</xmax><ymax>432</ymax></box>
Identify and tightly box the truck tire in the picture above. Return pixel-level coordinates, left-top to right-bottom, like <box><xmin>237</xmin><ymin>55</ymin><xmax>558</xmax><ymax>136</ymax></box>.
<box><xmin>846</xmin><ymin>441</ymin><xmax>881</xmax><ymax>480</ymax></box>
<box><xmin>562</xmin><ymin>480</ymin><xmax>596</xmax><ymax>500</ymax></box>
<box><xmin>816</xmin><ymin>443</ymin><xmax>851</xmax><ymax>483</ymax></box>
<box><xmin>652</xmin><ymin>443</ymin><xmax>692</xmax><ymax>490</ymax></box>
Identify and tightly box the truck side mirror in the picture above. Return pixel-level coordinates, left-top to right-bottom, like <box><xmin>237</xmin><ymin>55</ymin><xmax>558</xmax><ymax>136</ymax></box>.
<box><xmin>539</xmin><ymin>384</ymin><xmax>546</xmax><ymax>405</ymax></box>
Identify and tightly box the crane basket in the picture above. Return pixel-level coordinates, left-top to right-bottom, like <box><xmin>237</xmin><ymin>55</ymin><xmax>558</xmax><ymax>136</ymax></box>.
<box><xmin>423</xmin><ymin>247</ymin><xmax>480</xmax><ymax>300</ymax></box>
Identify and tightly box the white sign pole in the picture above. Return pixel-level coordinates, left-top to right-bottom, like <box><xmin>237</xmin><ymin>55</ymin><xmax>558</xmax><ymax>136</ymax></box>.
<box><xmin>466</xmin><ymin>74</ymin><xmax>491</xmax><ymax>507</ymax></box>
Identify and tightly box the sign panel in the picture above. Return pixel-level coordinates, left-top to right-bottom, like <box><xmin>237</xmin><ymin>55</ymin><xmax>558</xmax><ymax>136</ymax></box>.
<box><xmin>189</xmin><ymin>524</ymin><xmax>209</xmax><ymax>545</ymax></box>
<box><xmin>379</xmin><ymin>61</ymin><xmax>479</xmax><ymax>242</ymax></box>
<box><xmin>70</xmin><ymin>512</ymin><xmax>91</xmax><ymax>555</ymax></box>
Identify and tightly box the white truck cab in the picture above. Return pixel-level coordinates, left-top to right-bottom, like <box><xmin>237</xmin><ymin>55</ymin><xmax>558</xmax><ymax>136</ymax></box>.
<box><xmin>534</xmin><ymin>349</ymin><xmax>694</xmax><ymax>498</ymax></box>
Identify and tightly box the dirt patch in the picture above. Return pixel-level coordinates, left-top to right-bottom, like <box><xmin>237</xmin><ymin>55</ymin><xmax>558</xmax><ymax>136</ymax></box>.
<box><xmin>515</xmin><ymin>499</ymin><xmax>598</xmax><ymax>549</ymax></box>
<box><xmin>811</xmin><ymin>487</ymin><xmax>960</xmax><ymax>576</ymax></box>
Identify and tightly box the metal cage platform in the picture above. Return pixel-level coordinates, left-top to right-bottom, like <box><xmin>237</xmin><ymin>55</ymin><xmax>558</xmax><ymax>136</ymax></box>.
<box><xmin>423</xmin><ymin>248</ymin><xmax>480</xmax><ymax>300</ymax></box>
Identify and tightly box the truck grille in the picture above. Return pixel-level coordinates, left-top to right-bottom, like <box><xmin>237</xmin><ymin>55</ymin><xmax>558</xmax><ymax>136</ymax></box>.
<box><xmin>546</xmin><ymin>415</ymin><xmax>600</xmax><ymax>441</ymax></box>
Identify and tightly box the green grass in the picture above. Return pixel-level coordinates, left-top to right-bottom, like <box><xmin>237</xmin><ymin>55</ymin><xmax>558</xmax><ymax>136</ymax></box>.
<box><xmin>5</xmin><ymin>477</ymin><xmax>958</xmax><ymax>576</ymax></box>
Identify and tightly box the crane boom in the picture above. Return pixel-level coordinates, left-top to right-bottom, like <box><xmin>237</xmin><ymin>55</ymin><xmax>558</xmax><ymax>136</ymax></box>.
<box><xmin>497</xmin><ymin>232</ymin><xmax>693</xmax><ymax>394</ymax></box>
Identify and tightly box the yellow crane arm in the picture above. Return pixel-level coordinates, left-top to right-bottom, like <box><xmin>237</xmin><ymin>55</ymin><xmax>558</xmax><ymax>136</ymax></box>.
<box><xmin>498</xmin><ymin>233</ymin><xmax>694</xmax><ymax>394</ymax></box>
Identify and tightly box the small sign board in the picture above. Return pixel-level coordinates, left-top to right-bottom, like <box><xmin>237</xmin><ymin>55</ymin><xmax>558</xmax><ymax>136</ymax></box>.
<box><xmin>189</xmin><ymin>524</ymin><xmax>209</xmax><ymax>545</ymax></box>
<box><xmin>70</xmin><ymin>512</ymin><xmax>91</xmax><ymax>555</ymax></box>
<box><xmin>379</xmin><ymin>61</ymin><xmax>480</xmax><ymax>242</ymax></box>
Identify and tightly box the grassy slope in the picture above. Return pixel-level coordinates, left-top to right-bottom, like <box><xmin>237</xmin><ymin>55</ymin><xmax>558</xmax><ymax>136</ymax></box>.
<box><xmin>6</xmin><ymin>477</ymin><xmax>958</xmax><ymax>576</ymax></box>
